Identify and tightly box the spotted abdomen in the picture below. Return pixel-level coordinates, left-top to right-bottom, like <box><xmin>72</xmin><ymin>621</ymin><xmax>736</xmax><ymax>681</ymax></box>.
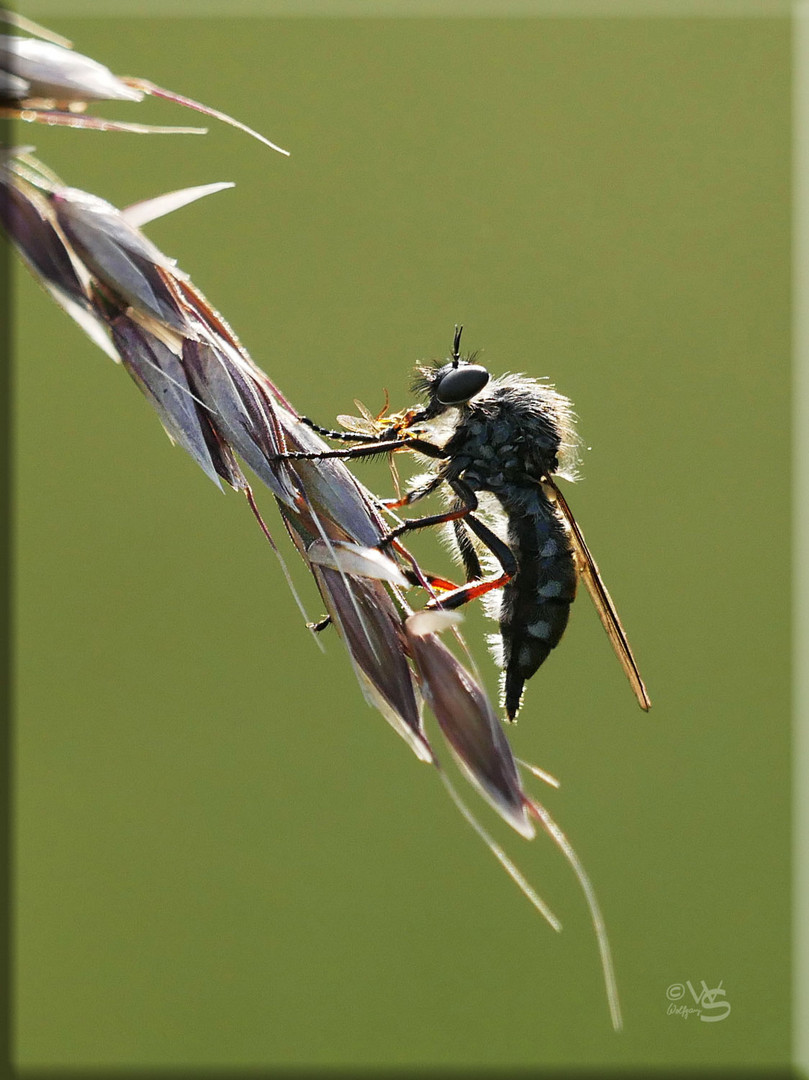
<box><xmin>498</xmin><ymin>502</ymin><xmax>577</xmax><ymax>719</ymax></box>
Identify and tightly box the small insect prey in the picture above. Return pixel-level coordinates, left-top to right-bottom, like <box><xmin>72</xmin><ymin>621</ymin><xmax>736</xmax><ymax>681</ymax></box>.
<box><xmin>294</xmin><ymin>327</ymin><xmax>650</xmax><ymax>720</ymax></box>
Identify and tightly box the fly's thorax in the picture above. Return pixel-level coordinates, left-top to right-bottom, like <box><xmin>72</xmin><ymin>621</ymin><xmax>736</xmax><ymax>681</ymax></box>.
<box><xmin>441</xmin><ymin>374</ymin><xmax>579</xmax><ymax>492</ymax></box>
<box><xmin>445</xmin><ymin>409</ymin><xmax>558</xmax><ymax>492</ymax></box>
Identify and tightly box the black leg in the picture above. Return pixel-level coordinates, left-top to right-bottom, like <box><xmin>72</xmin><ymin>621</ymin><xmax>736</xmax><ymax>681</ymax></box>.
<box><xmin>298</xmin><ymin>416</ymin><xmax>372</xmax><ymax>443</ymax></box>
<box><xmin>277</xmin><ymin>437</ymin><xmax>409</xmax><ymax>461</ymax></box>
<box><xmin>382</xmin><ymin>478</ymin><xmax>478</xmax><ymax>543</ymax></box>
<box><xmin>453</xmin><ymin>518</ymin><xmax>482</xmax><ymax>581</ymax></box>
<box><xmin>381</xmin><ymin>472</ymin><xmax>444</xmax><ymax>509</ymax></box>
<box><xmin>424</xmin><ymin>511</ymin><xmax>517</xmax><ymax>612</ymax></box>
<box><xmin>385</xmin><ymin>473</ymin><xmax>484</xmax><ymax>582</ymax></box>
<box><xmin>461</xmin><ymin>513</ymin><xmax>517</xmax><ymax>576</ymax></box>
<box><xmin>378</xmin><ymin>471</ymin><xmax>485</xmax><ymax>582</ymax></box>
<box><xmin>275</xmin><ymin>435</ymin><xmax>446</xmax><ymax>463</ymax></box>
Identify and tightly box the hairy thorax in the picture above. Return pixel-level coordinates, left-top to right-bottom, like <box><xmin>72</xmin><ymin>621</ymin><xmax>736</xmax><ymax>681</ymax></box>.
<box><xmin>441</xmin><ymin>385</ymin><xmax>566</xmax><ymax>506</ymax></box>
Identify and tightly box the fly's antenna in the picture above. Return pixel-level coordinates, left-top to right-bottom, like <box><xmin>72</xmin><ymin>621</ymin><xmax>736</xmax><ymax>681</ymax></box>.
<box><xmin>452</xmin><ymin>324</ymin><xmax>463</xmax><ymax>367</ymax></box>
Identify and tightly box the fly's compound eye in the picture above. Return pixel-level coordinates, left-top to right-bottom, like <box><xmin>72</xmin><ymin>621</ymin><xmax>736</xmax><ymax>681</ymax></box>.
<box><xmin>434</xmin><ymin>364</ymin><xmax>490</xmax><ymax>405</ymax></box>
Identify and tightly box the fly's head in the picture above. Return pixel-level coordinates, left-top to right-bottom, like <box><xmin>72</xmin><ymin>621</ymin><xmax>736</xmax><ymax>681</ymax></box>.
<box><xmin>410</xmin><ymin>325</ymin><xmax>491</xmax><ymax>426</ymax></box>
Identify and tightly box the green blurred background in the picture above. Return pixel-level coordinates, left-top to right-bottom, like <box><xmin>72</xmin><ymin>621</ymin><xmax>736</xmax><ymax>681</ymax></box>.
<box><xmin>12</xmin><ymin>10</ymin><xmax>790</xmax><ymax>1072</ymax></box>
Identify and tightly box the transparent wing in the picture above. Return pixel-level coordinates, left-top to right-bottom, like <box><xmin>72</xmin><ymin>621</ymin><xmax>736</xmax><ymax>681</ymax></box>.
<box><xmin>335</xmin><ymin>413</ymin><xmax>379</xmax><ymax>436</ymax></box>
<box><xmin>336</xmin><ymin>396</ymin><xmax>391</xmax><ymax>437</ymax></box>
<box><xmin>544</xmin><ymin>476</ymin><xmax>651</xmax><ymax>711</ymax></box>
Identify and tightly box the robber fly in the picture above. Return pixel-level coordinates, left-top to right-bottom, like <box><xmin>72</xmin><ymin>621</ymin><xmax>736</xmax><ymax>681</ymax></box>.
<box><xmin>295</xmin><ymin>327</ymin><xmax>651</xmax><ymax>720</ymax></box>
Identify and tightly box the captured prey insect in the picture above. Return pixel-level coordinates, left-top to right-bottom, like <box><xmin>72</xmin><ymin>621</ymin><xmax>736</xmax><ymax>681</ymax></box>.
<box><xmin>296</xmin><ymin>327</ymin><xmax>651</xmax><ymax>720</ymax></box>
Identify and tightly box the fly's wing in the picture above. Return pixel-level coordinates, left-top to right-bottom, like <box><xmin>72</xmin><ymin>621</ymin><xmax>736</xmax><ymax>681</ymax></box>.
<box><xmin>543</xmin><ymin>476</ymin><xmax>651</xmax><ymax>711</ymax></box>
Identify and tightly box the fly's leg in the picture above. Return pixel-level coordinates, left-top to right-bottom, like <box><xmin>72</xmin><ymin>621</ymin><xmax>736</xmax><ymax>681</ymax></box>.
<box><xmin>424</xmin><ymin>514</ymin><xmax>517</xmax><ymax>611</ymax></box>
<box><xmin>381</xmin><ymin>477</ymin><xmax>479</xmax><ymax>544</ymax></box>
<box><xmin>274</xmin><ymin>438</ymin><xmax>408</xmax><ymax>462</ymax></box>
<box><xmin>382</xmin><ymin>475</ymin><xmax>482</xmax><ymax>584</ymax></box>
<box><xmin>272</xmin><ymin>435</ymin><xmax>446</xmax><ymax>463</ymax></box>
<box><xmin>381</xmin><ymin>478</ymin><xmax>516</xmax><ymax>610</ymax></box>
<box><xmin>401</xmin><ymin>566</ymin><xmax>457</xmax><ymax>591</ymax></box>
<box><xmin>380</xmin><ymin>473</ymin><xmax>445</xmax><ymax>509</ymax></box>
<box><xmin>453</xmin><ymin>518</ymin><xmax>483</xmax><ymax>582</ymax></box>
<box><xmin>298</xmin><ymin>417</ymin><xmax>372</xmax><ymax>443</ymax></box>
